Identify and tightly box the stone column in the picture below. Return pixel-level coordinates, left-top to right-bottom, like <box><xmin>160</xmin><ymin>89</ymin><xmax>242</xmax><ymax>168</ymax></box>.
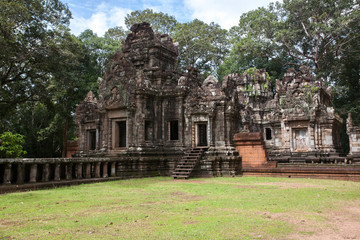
<box><xmin>85</xmin><ymin>163</ymin><xmax>91</xmax><ymax>178</ymax></box>
<box><xmin>65</xmin><ymin>163</ymin><xmax>72</xmax><ymax>180</ymax></box>
<box><xmin>3</xmin><ymin>163</ymin><xmax>12</xmax><ymax>184</ymax></box>
<box><xmin>76</xmin><ymin>163</ymin><xmax>83</xmax><ymax>179</ymax></box>
<box><xmin>16</xmin><ymin>163</ymin><xmax>25</xmax><ymax>184</ymax></box>
<box><xmin>54</xmin><ymin>163</ymin><xmax>61</xmax><ymax>181</ymax></box>
<box><xmin>42</xmin><ymin>163</ymin><xmax>50</xmax><ymax>182</ymax></box>
<box><xmin>102</xmin><ymin>162</ymin><xmax>108</xmax><ymax>178</ymax></box>
<box><xmin>29</xmin><ymin>164</ymin><xmax>38</xmax><ymax>183</ymax></box>
<box><xmin>110</xmin><ymin>162</ymin><xmax>116</xmax><ymax>177</ymax></box>
<box><xmin>94</xmin><ymin>162</ymin><xmax>100</xmax><ymax>178</ymax></box>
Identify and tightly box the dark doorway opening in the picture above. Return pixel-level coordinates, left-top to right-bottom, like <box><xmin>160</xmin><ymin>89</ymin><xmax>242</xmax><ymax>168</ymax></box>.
<box><xmin>265</xmin><ymin>128</ymin><xmax>272</xmax><ymax>140</ymax></box>
<box><xmin>198</xmin><ymin>124</ymin><xmax>207</xmax><ymax>146</ymax></box>
<box><xmin>89</xmin><ymin>130</ymin><xmax>96</xmax><ymax>150</ymax></box>
<box><xmin>117</xmin><ymin>121</ymin><xmax>126</xmax><ymax>147</ymax></box>
<box><xmin>169</xmin><ymin>120</ymin><xmax>179</xmax><ymax>140</ymax></box>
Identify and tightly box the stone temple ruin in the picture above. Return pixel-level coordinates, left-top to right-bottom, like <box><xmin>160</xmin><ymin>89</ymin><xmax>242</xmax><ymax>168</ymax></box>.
<box><xmin>74</xmin><ymin>22</ymin><xmax>358</xmax><ymax>178</ymax></box>
<box><xmin>0</xmin><ymin>23</ymin><xmax>359</xmax><ymax>191</ymax></box>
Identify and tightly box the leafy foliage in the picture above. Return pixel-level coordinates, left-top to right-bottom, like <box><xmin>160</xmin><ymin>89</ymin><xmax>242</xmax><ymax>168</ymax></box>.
<box><xmin>0</xmin><ymin>0</ymin><xmax>71</xmax><ymax>108</ymax></box>
<box><xmin>0</xmin><ymin>132</ymin><xmax>27</xmax><ymax>158</ymax></box>
<box><xmin>174</xmin><ymin>19</ymin><xmax>229</xmax><ymax>77</ymax></box>
<box><xmin>125</xmin><ymin>9</ymin><xmax>178</xmax><ymax>35</ymax></box>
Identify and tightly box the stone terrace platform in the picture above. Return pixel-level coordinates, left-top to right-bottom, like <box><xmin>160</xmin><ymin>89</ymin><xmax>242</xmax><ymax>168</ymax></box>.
<box><xmin>242</xmin><ymin>164</ymin><xmax>360</xmax><ymax>181</ymax></box>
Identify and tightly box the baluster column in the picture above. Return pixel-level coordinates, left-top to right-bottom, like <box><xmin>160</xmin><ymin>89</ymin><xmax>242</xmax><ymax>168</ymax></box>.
<box><xmin>76</xmin><ymin>163</ymin><xmax>83</xmax><ymax>179</ymax></box>
<box><xmin>3</xmin><ymin>163</ymin><xmax>12</xmax><ymax>184</ymax></box>
<box><xmin>85</xmin><ymin>163</ymin><xmax>91</xmax><ymax>178</ymax></box>
<box><xmin>29</xmin><ymin>164</ymin><xmax>37</xmax><ymax>183</ymax></box>
<box><xmin>94</xmin><ymin>162</ymin><xmax>100</xmax><ymax>178</ymax></box>
<box><xmin>17</xmin><ymin>163</ymin><xmax>24</xmax><ymax>184</ymax></box>
<box><xmin>42</xmin><ymin>163</ymin><xmax>50</xmax><ymax>182</ymax></box>
<box><xmin>54</xmin><ymin>163</ymin><xmax>60</xmax><ymax>181</ymax></box>
<box><xmin>102</xmin><ymin>162</ymin><xmax>108</xmax><ymax>178</ymax></box>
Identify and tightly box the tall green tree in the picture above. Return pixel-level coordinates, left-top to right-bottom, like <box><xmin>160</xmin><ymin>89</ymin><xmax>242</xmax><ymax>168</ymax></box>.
<box><xmin>105</xmin><ymin>26</ymin><xmax>127</xmax><ymax>42</ymax></box>
<box><xmin>174</xmin><ymin>19</ymin><xmax>229</xmax><ymax>77</ymax></box>
<box><xmin>0</xmin><ymin>0</ymin><xmax>71</xmax><ymax>112</ymax></box>
<box><xmin>124</xmin><ymin>9</ymin><xmax>178</xmax><ymax>35</ymax></box>
<box><xmin>79</xmin><ymin>29</ymin><xmax>123</xmax><ymax>77</ymax></box>
<box><xmin>225</xmin><ymin>0</ymin><xmax>359</xmax><ymax>83</ymax></box>
<box><xmin>0</xmin><ymin>1</ymin><xmax>104</xmax><ymax>157</ymax></box>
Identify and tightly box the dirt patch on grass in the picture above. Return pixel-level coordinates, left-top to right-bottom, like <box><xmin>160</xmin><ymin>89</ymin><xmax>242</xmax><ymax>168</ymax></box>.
<box><xmin>172</xmin><ymin>179</ymin><xmax>206</xmax><ymax>184</ymax></box>
<box><xmin>233</xmin><ymin>185</ymin><xmax>258</xmax><ymax>189</ymax></box>
<box><xmin>255</xmin><ymin>182</ymin><xmax>324</xmax><ymax>189</ymax></box>
<box><xmin>264</xmin><ymin>201</ymin><xmax>360</xmax><ymax>240</ymax></box>
<box><xmin>168</xmin><ymin>191</ymin><xmax>205</xmax><ymax>201</ymax></box>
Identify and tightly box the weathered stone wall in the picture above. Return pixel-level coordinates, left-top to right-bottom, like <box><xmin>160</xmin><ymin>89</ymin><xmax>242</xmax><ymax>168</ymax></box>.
<box><xmin>347</xmin><ymin>113</ymin><xmax>360</xmax><ymax>163</ymax></box>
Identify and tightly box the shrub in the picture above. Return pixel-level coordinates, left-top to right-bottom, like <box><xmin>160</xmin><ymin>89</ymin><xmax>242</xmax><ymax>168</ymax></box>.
<box><xmin>0</xmin><ymin>132</ymin><xmax>27</xmax><ymax>158</ymax></box>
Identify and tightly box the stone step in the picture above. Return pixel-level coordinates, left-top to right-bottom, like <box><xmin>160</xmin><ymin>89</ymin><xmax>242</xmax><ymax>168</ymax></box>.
<box><xmin>172</xmin><ymin>175</ymin><xmax>189</xmax><ymax>179</ymax></box>
<box><xmin>174</xmin><ymin>168</ymin><xmax>193</xmax><ymax>171</ymax></box>
<box><xmin>173</xmin><ymin>147</ymin><xmax>205</xmax><ymax>179</ymax></box>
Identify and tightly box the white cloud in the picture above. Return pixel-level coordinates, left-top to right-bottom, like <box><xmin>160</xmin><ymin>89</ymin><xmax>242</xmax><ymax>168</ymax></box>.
<box><xmin>183</xmin><ymin>0</ymin><xmax>274</xmax><ymax>29</ymax></box>
<box><xmin>69</xmin><ymin>3</ymin><xmax>132</xmax><ymax>36</ymax></box>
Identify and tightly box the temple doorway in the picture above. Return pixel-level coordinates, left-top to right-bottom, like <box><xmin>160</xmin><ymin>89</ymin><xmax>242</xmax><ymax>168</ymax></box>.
<box><xmin>116</xmin><ymin>121</ymin><xmax>126</xmax><ymax>148</ymax></box>
<box><xmin>293</xmin><ymin>129</ymin><xmax>307</xmax><ymax>151</ymax></box>
<box><xmin>197</xmin><ymin>123</ymin><xmax>207</xmax><ymax>146</ymax></box>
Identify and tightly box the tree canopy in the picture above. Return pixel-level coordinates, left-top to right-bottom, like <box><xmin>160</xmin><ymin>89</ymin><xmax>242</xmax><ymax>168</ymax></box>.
<box><xmin>125</xmin><ymin>9</ymin><xmax>178</xmax><ymax>35</ymax></box>
<box><xmin>174</xmin><ymin>19</ymin><xmax>229</xmax><ymax>77</ymax></box>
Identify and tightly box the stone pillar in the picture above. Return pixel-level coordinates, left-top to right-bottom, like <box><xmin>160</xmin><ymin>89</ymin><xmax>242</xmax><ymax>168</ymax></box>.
<box><xmin>94</xmin><ymin>162</ymin><xmax>101</xmax><ymax>178</ymax></box>
<box><xmin>65</xmin><ymin>163</ymin><xmax>72</xmax><ymax>180</ymax></box>
<box><xmin>102</xmin><ymin>162</ymin><xmax>108</xmax><ymax>178</ymax></box>
<box><xmin>29</xmin><ymin>164</ymin><xmax>38</xmax><ymax>183</ymax></box>
<box><xmin>42</xmin><ymin>163</ymin><xmax>50</xmax><ymax>182</ymax></box>
<box><xmin>110</xmin><ymin>162</ymin><xmax>116</xmax><ymax>177</ymax></box>
<box><xmin>85</xmin><ymin>163</ymin><xmax>91</xmax><ymax>178</ymax></box>
<box><xmin>76</xmin><ymin>163</ymin><xmax>83</xmax><ymax>179</ymax></box>
<box><xmin>54</xmin><ymin>163</ymin><xmax>61</xmax><ymax>181</ymax></box>
<box><xmin>3</xmin><ymin>163</ymin><xmax>12</xmax><ymax>184</ymax></box>
<box><xmin>16</xmin><ymin>163</ymin><xmax>25</xmax><ymax>184</ymax></box>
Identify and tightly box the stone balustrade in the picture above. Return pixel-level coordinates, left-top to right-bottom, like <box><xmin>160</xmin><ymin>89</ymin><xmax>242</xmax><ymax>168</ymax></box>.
<box><xmin>0</xmin><ymin>157</ymin><xmax>119</xmax><ymax>185</ymax></box>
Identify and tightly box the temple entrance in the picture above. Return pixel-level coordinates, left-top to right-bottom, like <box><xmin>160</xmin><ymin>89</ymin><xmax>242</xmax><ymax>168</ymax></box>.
<box><xmin>197</xmin><ymin>123</ymin><xmax>207</xmax><ymax>146</ymax></box>
<box><xmin>293</xmin><ymin>129</ymin><xmax>307</xmax><ymax>151</ymax></box>
<box><xmin>116</xmin><ymin>121</ymin><xmax>127</xmax><ymax>148</ymax></box>
<box><xmin>88</xmin><ymin>130</ymin><xmax>96</xmax><ymax>150</ymax></box>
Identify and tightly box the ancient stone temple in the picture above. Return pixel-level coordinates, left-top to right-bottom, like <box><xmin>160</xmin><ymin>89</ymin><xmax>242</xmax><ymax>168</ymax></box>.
<box><xmin>1</xmin><ymin>23</ymin><xmax>360</xmax><ymax>192</ymax></box>
<box><xmin>75</xmin><ymin>22</ymin><xmax>241</xmax><ymax>178</ymax></box>
<box><xmin>74</xmin><ymin>22</ymin><xmax>348</xmax><ymax>178</ymax></box>
<box><xmin>229</xmin><ymin>66</ymin><xmax>343</xmax><ymax>164</ymax></box>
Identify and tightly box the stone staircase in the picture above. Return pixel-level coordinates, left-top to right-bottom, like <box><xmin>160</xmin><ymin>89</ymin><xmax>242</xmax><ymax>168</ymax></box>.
<box><xmin>172</xmin><ymin>148</ymin><xmax>206</xmax><ymax>179</ymax></box>
<box><xmin>288</xmin><ymin>152</ymin><xmax>308</xmax><ymax>164</ymax></box>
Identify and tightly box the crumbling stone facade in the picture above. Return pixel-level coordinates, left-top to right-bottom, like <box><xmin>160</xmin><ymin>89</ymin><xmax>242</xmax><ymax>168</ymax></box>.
<box><xmin>347</xmin><ymin>113</ymin><xmax>360</xmax><ymax>163</ymax></box>
<box><xmin>226</xmin><ymin>66</ymin><xmax>343</xmax><ymax>163</ymax></box>
<box><xmin>75</xmin><ymin>23</ymin><xmax>241</xmax><ymax>177</ymax></box>
<box><xmin>1</xmin><ymin>23</ymin><xmax>359</xmax><ymax>191</ymax></box>
<box><xmin>75</xmin><ymin>22</ymin><xmax>345</xmax><ymax>175</ymax></box>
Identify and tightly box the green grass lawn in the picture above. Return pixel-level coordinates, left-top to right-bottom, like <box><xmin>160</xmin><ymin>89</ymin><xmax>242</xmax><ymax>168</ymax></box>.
<box><xmin>0</xmin><ymin>177</ymin><xmax>359</xmax><ymax>240</ymax></box>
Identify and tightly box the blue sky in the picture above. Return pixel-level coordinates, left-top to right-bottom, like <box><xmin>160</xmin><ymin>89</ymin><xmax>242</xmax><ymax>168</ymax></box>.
<box><xmin>62</xmin><ymin>0</ymin><xmax>276</xmax><ymax>36</ymax></box>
